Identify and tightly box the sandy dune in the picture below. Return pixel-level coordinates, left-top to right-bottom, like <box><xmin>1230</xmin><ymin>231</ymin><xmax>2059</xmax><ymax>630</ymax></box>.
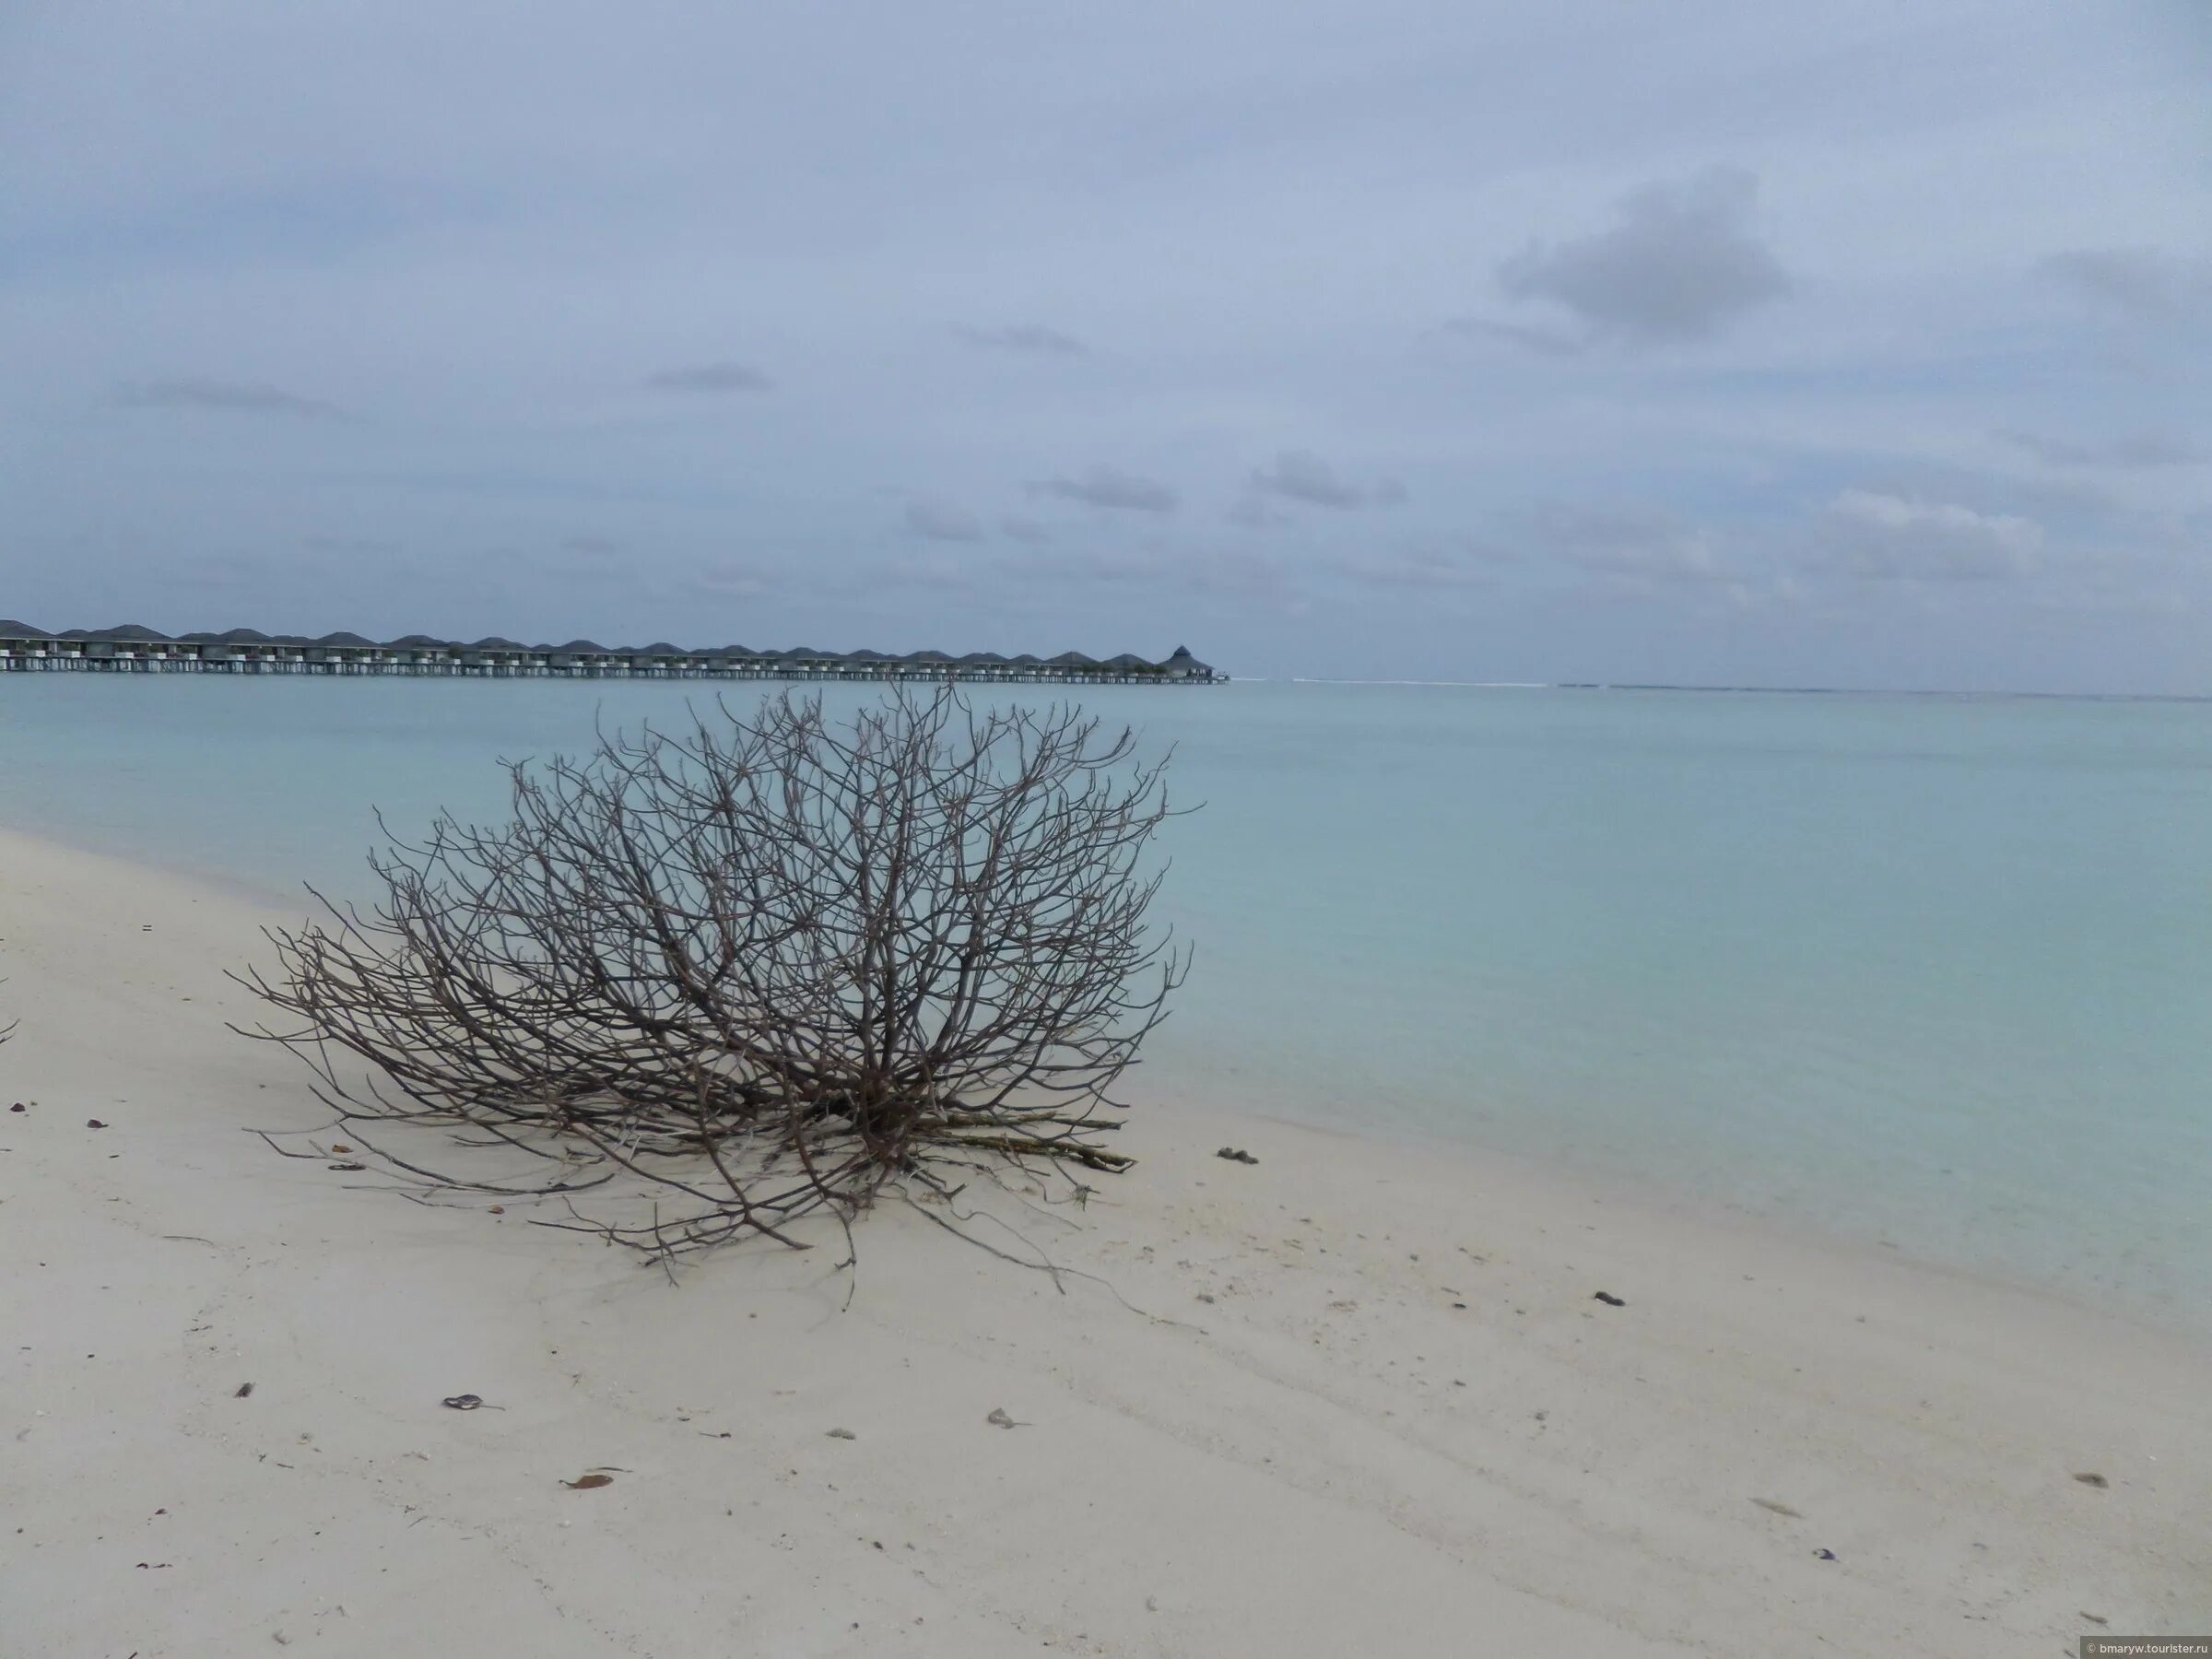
<box><xmin>3</xmin><ymin>827</ymin><xmax>2206</xmax><ymax>1656</ymax></box>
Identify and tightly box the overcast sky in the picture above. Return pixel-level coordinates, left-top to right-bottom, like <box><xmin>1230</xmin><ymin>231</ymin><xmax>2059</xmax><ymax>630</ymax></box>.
<box><xmin>3</xmin><ymin>2</ymin><xmax>2206</xmax><ymax>688</ymax></box>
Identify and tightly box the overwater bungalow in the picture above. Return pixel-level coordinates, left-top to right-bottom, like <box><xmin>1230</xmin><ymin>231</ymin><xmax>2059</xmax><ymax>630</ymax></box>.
<box><xmin>0</xmin><ymin>621</ymin><xmax>1224</xmax><ymax>684</ymax></box>
<box><xmin>1162</xmin><ymin>645</ymin><xmax>1213</xmax><ymax>680</ymax></box>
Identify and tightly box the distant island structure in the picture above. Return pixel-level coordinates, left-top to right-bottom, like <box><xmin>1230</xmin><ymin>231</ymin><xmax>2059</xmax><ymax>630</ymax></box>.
<box><xmin>0</xmin><ymin>622</ymin><xmax>1221</xmax><ymax>685</ymax></box>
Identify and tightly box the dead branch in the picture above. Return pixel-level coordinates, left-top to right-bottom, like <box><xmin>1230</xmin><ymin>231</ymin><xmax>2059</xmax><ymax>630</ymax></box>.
<box><xmin>233</xmin><ymin>687</ymin><xmax>1189</xmax><ymax>1267</ymax></box>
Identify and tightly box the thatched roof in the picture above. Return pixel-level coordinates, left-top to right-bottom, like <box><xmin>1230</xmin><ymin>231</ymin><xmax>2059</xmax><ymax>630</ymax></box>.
<box><xmin>5</xmin><ymin>620</ymin><xmax>1217</xmax><ymax>678</ymax></box>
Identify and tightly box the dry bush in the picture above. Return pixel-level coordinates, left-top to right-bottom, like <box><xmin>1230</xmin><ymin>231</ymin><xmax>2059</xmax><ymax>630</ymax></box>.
<box><xmin>235</xmin><ymin>689</ymin><xmax>1189</xmax><ymax>1263</ymax></box>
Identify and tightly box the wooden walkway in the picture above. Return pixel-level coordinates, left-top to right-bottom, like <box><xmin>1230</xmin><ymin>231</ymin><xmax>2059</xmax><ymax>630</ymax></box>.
<box><xmin>0</xmin><ymin>637</ymin><xmax>1219</xmax><ymax>685</ymax></box>
<box><xmin>1</xmin><ymin>656</ymin><xmax>1202</xmax><ymax>684</ymax></box>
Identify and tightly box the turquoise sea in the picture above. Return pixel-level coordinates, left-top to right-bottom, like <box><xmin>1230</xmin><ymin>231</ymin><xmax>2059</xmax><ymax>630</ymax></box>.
<box><xmin>5</xmin><ymin>674</ymin><xmax>2208</xmax><ymax>1326</ymax></box>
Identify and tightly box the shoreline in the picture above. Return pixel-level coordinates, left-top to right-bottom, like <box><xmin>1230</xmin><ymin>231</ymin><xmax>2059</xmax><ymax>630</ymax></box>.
<box><xmin>10</xmin><ymin>808</ymin><xmax>2192</xmax><ymax>1349</ymax></box>
<box><xmin>4</xmin><ymin>824</ymin><xmax>2206</xmax><ymax>1654</ymax></box>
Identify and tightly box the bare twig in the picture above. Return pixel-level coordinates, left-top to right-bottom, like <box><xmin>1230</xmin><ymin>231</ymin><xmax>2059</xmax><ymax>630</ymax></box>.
<box><xmin>233</xmin><ymin>688</ymin><xmax>1190</xmax><ymax>1266</ymax></box>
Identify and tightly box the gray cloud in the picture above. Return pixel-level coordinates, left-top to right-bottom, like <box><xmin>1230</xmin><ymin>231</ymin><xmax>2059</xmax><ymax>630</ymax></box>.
<box><xmin>690</xmin><ymin>558</ymin><xmax>785</xmax><ymax>597</ymax></box>
<box><xmin>1248</xmin><ymin>450</ymin><xmax>1406</xmax><ymax>511</ymax></box>
<box><xmin>1339</xmin><ymin>543</ymin><xmax>1511</xmax><ymax>589</ymax></box>
<box><xmin>8</xmin><ymin>8</ymin><xmax>2206</xmax><ymax>690</ymax></box>
<box><xmin>833</xmin><ymin>538</ymin><xmax>1300</xmax><ymax>611</ymax></box>
<box><xmin>863</xmin><ymin>553</ymin><xmax>979</xmax><ymax>591</ymax></box>
<box><xmin>1532</xmin><ymin>503</ymin><xmax>1733</xmax><ymax>584</ymax></box>
<box><xmin>1033</xmin><ymin>465</ymin><xmax>1179</xmax><ymax>513</ymax></box>
<box><xmin>1171</xmin><ymin>547</ymin><xmax>1300</xmax><ymax>604</ymax></box>
<box><xmin>995</xmin><ymin>540</ymin><xmax>1296</xmax><ymax>604</ymax></box>
<box><xmin>902</xmin><ymin>497</ymin><xmax>987</xmax><ymax>542</ymax></box>
<box><xmin>1491</xmin><ymin>167</ymin><xmax>1790</xmax><ymax>347</ymax></box>
<box><xmin>1998</xmin><ymin>429</ymin><xmax>2202</xmax><ymax>469</ymax></box>
<box><xmin>1435</xmin><ymin>317</ymin><xmax>1588</xmax><ymax>358</ymax></box>
<box><xmin>301</xmin><ymin>534</ymin><xmax>398</xmax><ymax>555</ymax></box>
<box><xmin>955</xmin><ymin>324</ymin><xmax>1088</xmax><ymax>356</ymax></box>
<box><xmin>159</xmin><ymin>553</ymin><xmax>269</xmax><ymax>587</ymax></box>
<box><xmin>2041</xmin><ymin>249</ymin><xmax>2212</xmax><ymax>323</ymax></box>
<box><xmin>117</xmin><ymin>377</ymin><xmax>339</xmax><ymax>419</ymax></box>
<box><xmin>1228</xmin><ymin>494</ymin><xmax>1291</xmax><ymax>530</ymax></box>
<box><xmin>645</xmin><ymin>361</ymin><xmax>775</xmax><ymax>393</ymax></box>
<box><xmin>525</xmin><ymin>543</ymin><xmax>636</xmax><ymax>583</ymax></box>
<box><xmin>1812</xmin><ymin>490</ymin><xmax>2041</xmax><ymax>582</ymax></box>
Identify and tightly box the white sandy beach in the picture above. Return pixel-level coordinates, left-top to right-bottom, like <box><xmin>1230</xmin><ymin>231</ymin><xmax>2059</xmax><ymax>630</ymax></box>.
<box><xmin>3</xmin><ymin>825</ymin><xmax>2206</xmax><ymax>1657</ymax></box>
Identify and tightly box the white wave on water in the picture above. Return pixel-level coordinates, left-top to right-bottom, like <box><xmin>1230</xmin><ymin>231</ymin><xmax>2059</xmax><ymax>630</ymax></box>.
<box><xmin>1288</xmin><ymin>677</ymin><xmax>1553</xmax><ymax>688</ymax></box>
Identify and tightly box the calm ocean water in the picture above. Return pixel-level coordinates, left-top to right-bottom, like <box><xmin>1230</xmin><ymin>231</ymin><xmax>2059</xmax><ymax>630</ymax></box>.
<box><xmin>6</xmin><ymin>674</ymin><xmax>2209</xmax><ymax>1324</ymax></box>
